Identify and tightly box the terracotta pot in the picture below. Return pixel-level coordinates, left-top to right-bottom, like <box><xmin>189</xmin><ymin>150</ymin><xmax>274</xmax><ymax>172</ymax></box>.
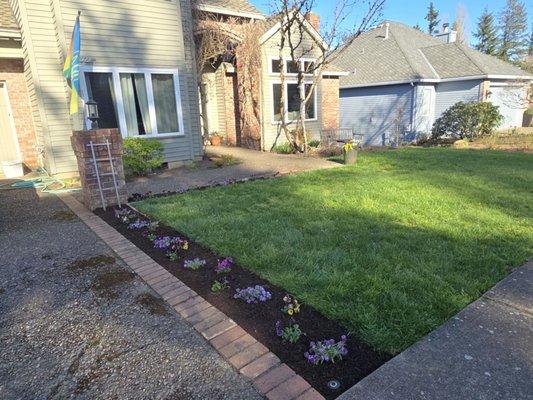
<box><xmin>211</xmin><ymin>136</ymin><xmax>222</xmax><ymax>146</ymax></box>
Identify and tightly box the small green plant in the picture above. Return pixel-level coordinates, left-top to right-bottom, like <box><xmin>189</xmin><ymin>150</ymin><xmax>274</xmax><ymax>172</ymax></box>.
<box><xmin>213</xmin><ymin>154</ymin><xmax>240</xmax><ymax>168</ymax></box>
<box><xmin>272</xmin><ymin>142</ymin><xmax>295</xmax><ymax>154</ymax></box>
<box><xmin>308</xmin><ymin>139</ymin><xmax>321</xmax><ymax>148</ymax></box>
<box><xmin>211</xmin><ymin>278</ymin><xmax>229</xmax><ymax>293</ymax></box>
<box><xmin>123</xmin><ymin>137</ymin><xmax>164</xmax><ymax>176</ymax></box>
<box><xmin>275</xmin><ymin>320</ymin><xmax>303</xmax><ymax>344</ymax></box>
<box><xmin>183</xmin><ymin>258</ymin><xmax>206</xmax><ymax>270</ymax></box>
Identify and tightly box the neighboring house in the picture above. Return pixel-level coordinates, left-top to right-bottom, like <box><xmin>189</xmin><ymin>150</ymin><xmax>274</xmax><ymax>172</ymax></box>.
<box><xmin>334</xmin><ymin>21</ymin><xmax>533</xmax><ymax>146</ymax></box>
<box><xmin>195</xmin><ymin>2</ymin><xmax>345</xmax><ymax>150</ymax></box>
<box><xmin>0</xmin><ymin>0</ymin><xmax>201</xmax><ymax>176</ymax></box>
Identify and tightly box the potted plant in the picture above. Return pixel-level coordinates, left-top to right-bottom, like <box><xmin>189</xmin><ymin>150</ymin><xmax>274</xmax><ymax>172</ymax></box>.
<box><xmin>342</xmin><ymin>140</ymin><xmax>360</xmax><ymax>165</ymax></box>
<box><xmin>210</xmin><ymin>132</ymin><xmax>223</xmax><ymax>146</ymax></box>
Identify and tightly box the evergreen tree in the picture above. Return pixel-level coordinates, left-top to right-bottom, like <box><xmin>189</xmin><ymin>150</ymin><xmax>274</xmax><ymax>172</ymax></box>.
<box><xmin>473</xmin><ymin>7</ymin><xmax>499</xmax><ymax>54</ymax></box>
<box><xmin>527</xmin><ymin>24</ymin><xmax>533</xmax><ymax>57</ymax></box>
<box><xmin>498</xmin><ymin>0</ymin><xmax>528</xmax><ymax>61</ymax></box>
<box><xmin>413</xmin><ymin>23</ymin><xmax>422</xmax><ymax>31</ymax></box>
<box><xmin>425</xmin><ymin>2</ymin><xmax>440</xmax><ymax>35</ymax></box>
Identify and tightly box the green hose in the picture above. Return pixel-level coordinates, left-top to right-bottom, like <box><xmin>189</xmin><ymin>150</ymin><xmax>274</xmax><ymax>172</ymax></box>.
<box><xmin>0</xmin><ymin>169</ymin><xmax>79</xmax><ymax>193</ymax></box>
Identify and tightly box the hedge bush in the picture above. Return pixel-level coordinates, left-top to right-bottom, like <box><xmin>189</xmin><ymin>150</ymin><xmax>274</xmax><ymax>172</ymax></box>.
<box><xmin>123</xmin><ymin>137</ymin><xmax>164</xmax><ymax>176</ymax></box>
<box><xmin>431</xmin><ymin>101</ymin><xmax>503</xmax><ymax>140</ymax></box>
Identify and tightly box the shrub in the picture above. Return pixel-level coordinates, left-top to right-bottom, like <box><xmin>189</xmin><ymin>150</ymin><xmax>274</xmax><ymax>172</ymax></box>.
<box><xmin>431</xmin><ymin>101</ymin><xmax>503</xmax><ymax>140</ymax></box>
<box><xmin>272</xmin><ymin>142</ymin><xmax>295</xmax><ymax>154</ymax></box>
<box><xmin>123</xmin><ymin>137</ymin><xmax>164</xmax><ymax>176</ymax></box>
<box><xmin>308</xmin><ymin>139</ymin><xmax>321</xmax><ymax>148</ymax></box>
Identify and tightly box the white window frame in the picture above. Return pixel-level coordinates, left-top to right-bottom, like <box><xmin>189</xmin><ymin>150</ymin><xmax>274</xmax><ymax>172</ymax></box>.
<box><xmin>270</xmin><ymin>80</ymin><xmax>318</xmax><ymax>124</ymax></box>
<box><xmin>268</xmin><ymin>56</ymin><xmax>317</xmax><ymax>76</ymax></box>
<box><xmin>79</xmin><ymin>66</ymin><xmax>185</xmax><ymax>138</ymax></box>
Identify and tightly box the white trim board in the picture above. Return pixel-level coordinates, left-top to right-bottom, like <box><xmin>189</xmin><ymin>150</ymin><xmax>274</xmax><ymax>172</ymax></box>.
<box><xmin>195</xmin><ymin>4</ymin><xmax>265</xmax><ymax>20</ymax></box>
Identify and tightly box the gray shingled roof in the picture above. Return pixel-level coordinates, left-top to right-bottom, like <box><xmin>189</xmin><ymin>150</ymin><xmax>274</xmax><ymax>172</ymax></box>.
<box><xmin>336</xmin><ymin>21</ymin><xmax>531</xmax><ymax>88</ymax></box>
<box><xmin>0</xmin><ymin>0</ymin><xmax>18</xmax><ymax>29</ymax></box>
<box><xmin>196</xmin><ymin>0</ymin><xmax>264</xmax><ymax>17</ymax></box>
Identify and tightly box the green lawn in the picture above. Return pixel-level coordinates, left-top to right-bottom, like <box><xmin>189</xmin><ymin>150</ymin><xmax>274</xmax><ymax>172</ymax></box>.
<box><xmin>136</xmin><ymin>148</ymin><xmax>533</xmax><ymax>354</ymax></box>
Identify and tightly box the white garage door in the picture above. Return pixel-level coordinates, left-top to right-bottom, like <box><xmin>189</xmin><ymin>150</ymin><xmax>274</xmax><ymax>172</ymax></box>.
<box><xmin>489</xmin><ymin>86</ymin><xmax>526</xmax><ymax>129</ymax></box>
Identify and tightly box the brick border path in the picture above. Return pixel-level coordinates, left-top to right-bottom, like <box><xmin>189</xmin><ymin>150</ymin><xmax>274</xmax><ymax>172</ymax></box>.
<box><xmin>59</xmin><ymin>194</ymin><xmax>324</xmax><ymax>400</ymax></box>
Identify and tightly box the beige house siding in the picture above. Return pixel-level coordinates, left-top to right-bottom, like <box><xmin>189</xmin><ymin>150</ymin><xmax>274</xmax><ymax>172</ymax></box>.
<box><xmin>260</xmin><ymin>27</ymin><xmax>323</xmax><ymax>150</ymax></box>
<box><xmin>10</xmin><ymin>0</ymin><xmax>201</xmax><ymax>175</ymax></box>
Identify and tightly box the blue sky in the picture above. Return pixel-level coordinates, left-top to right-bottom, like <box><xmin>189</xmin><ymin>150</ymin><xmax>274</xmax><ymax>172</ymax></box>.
<box><xmin>249</xmin><ymin>0</ymin><xmax>532</xmax><ymax>46</ymax></box>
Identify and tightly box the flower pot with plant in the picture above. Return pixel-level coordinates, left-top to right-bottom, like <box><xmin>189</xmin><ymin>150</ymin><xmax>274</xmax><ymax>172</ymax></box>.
<box><xmin>343</xmin><ymin>141</ymin><xmax>359</xmax><ymax>165</ymax></box>
<box><xmin>210</xmin><ymin>132</ymin><xmax>223</xmax><ymax>146</ymax></box>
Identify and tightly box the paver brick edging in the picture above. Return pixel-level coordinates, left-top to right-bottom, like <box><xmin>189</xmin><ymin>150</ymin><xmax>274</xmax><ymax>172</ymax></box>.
<box><xmin>58</xmin><ymin>194</ymin><xmax>323</xmax><ymax>400</ymax></box>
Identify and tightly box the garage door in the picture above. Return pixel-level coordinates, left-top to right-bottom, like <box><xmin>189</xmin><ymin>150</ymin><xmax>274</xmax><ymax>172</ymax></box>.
<box><xmin>489</xmin><ymin>86</ymin><xmax>526</xmax><ymax>129</ymax></box>
<box><xmin>340</xmin><ymin>84</ymin><xmax>413</xmax><ymax>146</ymax></box>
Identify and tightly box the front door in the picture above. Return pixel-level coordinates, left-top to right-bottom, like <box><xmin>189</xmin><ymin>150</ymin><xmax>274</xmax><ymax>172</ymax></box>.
<box><xmin>0</xmin><ymin>82</ymin><xmax>21</xmax><ymax>163</ymax></box>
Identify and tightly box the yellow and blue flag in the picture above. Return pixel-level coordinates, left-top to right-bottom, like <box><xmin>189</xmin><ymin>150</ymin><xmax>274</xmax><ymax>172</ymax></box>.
<box><xmin>63</xmin><ymin>15</ymin><xmax>81</xmax><ymax>115</ymax></box>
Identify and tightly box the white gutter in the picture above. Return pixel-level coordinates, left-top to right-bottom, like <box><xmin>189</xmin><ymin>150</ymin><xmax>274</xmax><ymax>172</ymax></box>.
<box><xmin>341</xmin><ymin>74</ymin><xmax>533</xmax><ymax>89</ymax></box>
<box><xmin>195</xmin><ymin>4</ymin><xmax>265</xmax><ymax>20</ymax></box>
<box><xmin>323</xmin><ymin>71</ymin><xmax>350</xmax><ymax>76</ymax></box>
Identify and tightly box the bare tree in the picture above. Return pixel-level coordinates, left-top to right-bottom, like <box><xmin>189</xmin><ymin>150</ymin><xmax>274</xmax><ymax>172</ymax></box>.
<box><xmin>270</xmin><ymin>0</ymin><xmax>384</xmax><ymax>153</ymax></box>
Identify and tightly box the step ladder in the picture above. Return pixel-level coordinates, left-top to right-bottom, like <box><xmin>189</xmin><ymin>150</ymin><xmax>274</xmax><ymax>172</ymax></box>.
<box><xmin>87</xmin><ymin>139</ymin><xmax>121</xmax><ymax>210</ymax></box>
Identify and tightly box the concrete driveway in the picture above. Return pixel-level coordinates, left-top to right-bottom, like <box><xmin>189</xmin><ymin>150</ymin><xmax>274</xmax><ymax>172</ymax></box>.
<box><xmin>0</xmin><ymin>187</ymin><xmax>262</xmax><ymax>400</ymax></box>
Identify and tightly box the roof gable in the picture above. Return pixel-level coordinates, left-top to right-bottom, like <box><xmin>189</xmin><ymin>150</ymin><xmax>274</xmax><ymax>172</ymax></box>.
<box><xmin>259</xmin><ymin>11</ymin><xmax>328</xmax><ymax>50</ymax></box>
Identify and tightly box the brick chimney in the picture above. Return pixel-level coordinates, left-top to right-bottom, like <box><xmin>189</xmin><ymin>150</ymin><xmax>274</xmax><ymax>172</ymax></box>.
<box><xmin>304</xmin><ymin>12</ymin><xmax>320</xmax><ymax>32</ymax></box>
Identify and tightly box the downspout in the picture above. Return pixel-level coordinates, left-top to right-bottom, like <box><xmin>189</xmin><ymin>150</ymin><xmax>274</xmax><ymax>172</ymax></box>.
<box><xmin>409</xmin><ymin>81</ymin><xmax>416</xmax><ymax>133</ymax></box>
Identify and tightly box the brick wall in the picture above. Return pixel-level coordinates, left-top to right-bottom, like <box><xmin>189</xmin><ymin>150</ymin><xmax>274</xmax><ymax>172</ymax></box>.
<box><xmin>321</xmin><ymin>77</ymin><xmax>340</xmax><ymax>130</ymax></box>
<box><xmin>224</xmin><ymin>72</ymin><xmax>239</xmax><ymax>146</ymax></box>
<box><xmin>0</xmin><ymin>58</ymin><xmax>39</xmax><ymax>169</ymax></box>
<box><xmin>71</xmin><ymin>129</ymin><xmax>127</xmax><ymax>210</ymax></box>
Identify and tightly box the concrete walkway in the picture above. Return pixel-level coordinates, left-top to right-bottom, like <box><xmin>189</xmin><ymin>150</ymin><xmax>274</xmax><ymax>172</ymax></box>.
<box><xmin>338</xmin><ymin>261</ymin><xmax>533</xmax><ymax>400</ymax></box>
<box><xmin>127</xmin><ymin>146</ymin><xmax>340</xmax><ymax>197</ymax></box>
<box><xmin>0</xmin><ymin>187</ymin><xmax>262</xmax><ymax>400</ymax></box>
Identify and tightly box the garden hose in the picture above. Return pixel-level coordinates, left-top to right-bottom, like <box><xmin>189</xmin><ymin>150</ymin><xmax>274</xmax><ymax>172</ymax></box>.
<box><xmin>0</xmin><ymin>168</ymin><xmax>79</xmax><ymax>193</ymax></box>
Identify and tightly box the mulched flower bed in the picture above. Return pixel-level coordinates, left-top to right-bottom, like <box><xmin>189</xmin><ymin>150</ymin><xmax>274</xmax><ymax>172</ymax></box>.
<box><xmin>96</xmin><ymin>206</ymin><xmax>391</xmax><ymax>399</ymax></box>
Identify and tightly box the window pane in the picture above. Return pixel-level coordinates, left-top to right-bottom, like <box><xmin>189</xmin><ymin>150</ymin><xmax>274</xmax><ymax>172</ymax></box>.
<box><xmin>151</xmin><ymin>74</ymin><xmax>179</xmax><ymax>134</ymax></box>
<box><xmin>271</xmin><ymin>59</ymin><xmax>281</xmax><ymax>73</ymax></box>
<box><xmin>85</xmin><ymin>72</ymin><xmax>118</xmax><ymax>129</ymax></box>
<box><xmin>303</xmin><ymin>61</ymin><xmax>315</xmax><ymax>74</ymax></box>
<box><xmin>305</xmin><ymin>84</ymin><xmax>315</xmax><ymax>119</ymax></box>
<box><xmin>272</xmin><ymin>83</ymin><xmax>282</xmax><ymax>121</ymax></box>
<box><xmin>287</xmin><ymin>83</ymin><xmax>300</xmax><ymax>120</ymax></box>
<box><xmin>286</xmin><ymin>60</ymin><xmax>299</xmax><ymax>74</ymax></box>
<box><xmin>119</xmin><ymin>73</ymin><xmax>152</xmax><ymax>135</ymax></box>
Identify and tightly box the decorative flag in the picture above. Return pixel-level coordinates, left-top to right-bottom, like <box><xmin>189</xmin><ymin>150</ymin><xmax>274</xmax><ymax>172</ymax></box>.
<box><xmin>63</xmin><ymin>14</ymin><xmax>81</xmax><ymax>115</ymax></box>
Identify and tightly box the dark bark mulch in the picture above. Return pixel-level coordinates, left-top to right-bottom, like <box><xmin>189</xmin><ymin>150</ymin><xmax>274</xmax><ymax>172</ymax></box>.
<box><xmin>96</xmin><ymin>206</ymin><xmax>391</xmax><ymax>399</ymax></box>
